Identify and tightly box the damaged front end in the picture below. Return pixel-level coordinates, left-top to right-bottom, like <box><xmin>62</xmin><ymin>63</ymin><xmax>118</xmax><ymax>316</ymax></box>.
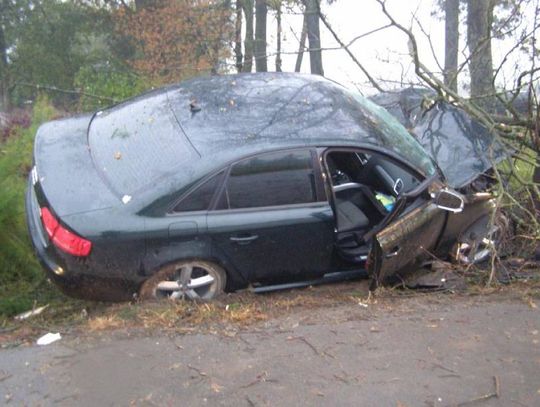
<box><xmin>371</xmin><ymin>89</ymin><xmax>511</xmax><ymax>267</ymax></box>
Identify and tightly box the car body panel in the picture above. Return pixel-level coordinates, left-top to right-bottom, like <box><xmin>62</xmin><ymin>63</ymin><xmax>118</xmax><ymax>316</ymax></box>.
<box><xmin>33</xmin><ymin>114</ymin><xmax>118</xmax><ymax>217</ymax></box>
<box><xmin>373</xmin><ymin>200</ymin><xmax>446</xmax><ymax>285</ymax></box>
<box><xmin>207</xmin><ymin>203</ymin><xmax>335</xmax><ymax>283</ymax></box>
<box><xmin>436</xmin><ymin>194</ymin><xmax>496</xmax><ymax>256</ymax></box>
<box><xmin>370</xmin><ymin>88</ymin><xmax>508</xmax><ymax>189</ymax></box>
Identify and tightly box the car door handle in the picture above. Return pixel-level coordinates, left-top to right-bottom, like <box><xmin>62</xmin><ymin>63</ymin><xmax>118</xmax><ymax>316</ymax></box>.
<box><xmin>230</xmin><ymin>235</ymin><xmax>259</xmax><ymax>245</ymax></box>
<box><xmin>385</xmin><ymin>247</ymin><xmax>401</xmax><ymax>258</ymax></box>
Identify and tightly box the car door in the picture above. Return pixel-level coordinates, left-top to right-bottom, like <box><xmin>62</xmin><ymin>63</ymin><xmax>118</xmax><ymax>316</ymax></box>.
<box><xmin>207</xmin><ymin>149</ymin><xmax>335</xmax><ymax>283</ymax></box>
<box><xmin>368</xmin><ymin>176</ymin><xmax>447</xmax><ymax>288</ymax></box>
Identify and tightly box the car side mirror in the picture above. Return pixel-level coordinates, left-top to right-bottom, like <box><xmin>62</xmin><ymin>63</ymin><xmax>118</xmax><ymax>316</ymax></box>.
<box><xmin>435</xmin><ymin>189</ymin><xmax>464</xmax><ymax>213</ymax></box>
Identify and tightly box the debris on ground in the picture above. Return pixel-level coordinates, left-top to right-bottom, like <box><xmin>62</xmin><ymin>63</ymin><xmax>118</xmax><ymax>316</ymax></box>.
<box><xmin>402</xmin><ymin>263</ymin><xmax>467</xmax><ymax>291</ymax></box>
<box><xmin>14</xmin><ymin>305</ymin><xmax>49</xmax><ymax>321</ymax></box>
<box><xmin>36</xmin><ymin>332</ymin><xmax>61</xmax><ymax>346</ymax></box>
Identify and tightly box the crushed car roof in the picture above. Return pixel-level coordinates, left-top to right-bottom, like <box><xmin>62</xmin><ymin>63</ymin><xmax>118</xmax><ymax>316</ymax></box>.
<box><xmin>370</xmin><ymin>88</ymin><xmax>508</xmax><ymax>189</ymax></box>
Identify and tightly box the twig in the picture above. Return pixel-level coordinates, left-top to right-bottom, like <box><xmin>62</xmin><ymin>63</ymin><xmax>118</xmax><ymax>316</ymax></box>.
<box><xmin>0</xmin><ymin>373</ymin><xmax>12</xmax><ymax>383</ymax></box>
<box><xmin>186</xmin><ymin>364</ymin><xmax>207</xmax><ymax>377</ymax></box>
<box><xmin>288</xmin><ymin>335</ymin><xmax>320</xmax><ymax>355</ymax></box>
<box><xmin>432</xmin><ymin>362</ymin><xmax>458</xmax><ymax>374</ymax></box>
<box><xmin>318</xmin><ymin>12</ymin><xmax>384</xmax><ymax>92</ymax></box>
<box><xmin>14</xmin><ymin>81</ymin><xmax>117</xmax><ymax>103</ymax></box>
<box><xmin>456</xmin><ymin>376</ymin><xmax>500</xmax><ymax>406</ymax></box>
<box><xmin>241</xmin><ymin>371</ymin><xmax>278</xmax><ymax>389</ymax></box>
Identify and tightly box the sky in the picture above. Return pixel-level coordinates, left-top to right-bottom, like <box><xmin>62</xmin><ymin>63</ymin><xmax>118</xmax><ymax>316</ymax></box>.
<box><xmin>261</xmin><ymin>0</ymin><xmax>539</xmax><ymax>95</ymax></box>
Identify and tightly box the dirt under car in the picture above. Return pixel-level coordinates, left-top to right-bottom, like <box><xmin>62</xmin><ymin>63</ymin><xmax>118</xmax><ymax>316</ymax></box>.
<box><xmin>25</xmin><ymin>73</ymin><xmax>504</xmax><ymax>301</ymax></box>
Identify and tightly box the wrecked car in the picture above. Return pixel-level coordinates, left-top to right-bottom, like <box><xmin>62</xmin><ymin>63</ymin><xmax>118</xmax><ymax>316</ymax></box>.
<box><xmin>26</xmin><ymin>73</ymin><xmax>499</xmax><ymax>301</ymax></box>
<box><xmin>370</xmin><ymin>88</ymin><xmax>509</xmax><ymax>265</ymax></box>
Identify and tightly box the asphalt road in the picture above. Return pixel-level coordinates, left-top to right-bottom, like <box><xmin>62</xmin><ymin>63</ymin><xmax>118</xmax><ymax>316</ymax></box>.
<box><xmin>1</xmin><ymin>293</ymin><xmax>539</xmax><ymax>406</ymax></box>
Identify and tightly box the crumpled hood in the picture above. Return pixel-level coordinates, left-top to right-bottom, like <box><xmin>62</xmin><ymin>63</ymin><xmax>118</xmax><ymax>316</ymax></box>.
<box><xmin>370</xmin><ymin>88</ymin><xmax>509</xmax><ymax>189</ymax></box>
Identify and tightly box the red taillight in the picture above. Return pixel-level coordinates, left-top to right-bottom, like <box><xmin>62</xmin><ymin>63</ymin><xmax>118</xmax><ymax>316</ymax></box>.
<box><xmin>40</xmin><ymin>207</ymin><xmax>92</xmax><ymax>257</ymax></box>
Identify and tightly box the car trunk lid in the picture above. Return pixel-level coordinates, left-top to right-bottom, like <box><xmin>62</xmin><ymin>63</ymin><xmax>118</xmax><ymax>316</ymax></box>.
<box><xmin>33</xmin><ymin>114</ymin><xmax>119</xmax><ymax>217</ymax></box>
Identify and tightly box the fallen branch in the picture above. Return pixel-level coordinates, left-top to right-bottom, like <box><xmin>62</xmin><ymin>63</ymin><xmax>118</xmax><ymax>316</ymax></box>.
<box><xmin>456</xmin><ymin>376</ymin><xmax>500</xmax><ymax>406</ymax></box>
<box><xmin>288</xmin><ymin>335</ymin><xmax>320</xmax><ymax>356</ymax></box>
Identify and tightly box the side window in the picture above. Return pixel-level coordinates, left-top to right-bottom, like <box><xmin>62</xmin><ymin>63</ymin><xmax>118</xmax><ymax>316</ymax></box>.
<box><xmin>218</xmin><ymin>150</ymin><xmax>317</xmax><ymax>210</ymax></box>
<box><xmin>173</xmin><ymin>171</ymin><xmax>224</xmax><ymax>212</ymax></box>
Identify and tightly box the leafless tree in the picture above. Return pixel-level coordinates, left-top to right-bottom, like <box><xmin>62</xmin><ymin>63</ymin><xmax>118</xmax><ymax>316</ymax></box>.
<box><xmin>444</xmin><ymin>0</ymin><xmax>460</xmax><ymax>91</ymax></box>
<box><xmin>305</xmin><ymin>0</ymin><xmax>323</xmax><ymax>75</ymax></box>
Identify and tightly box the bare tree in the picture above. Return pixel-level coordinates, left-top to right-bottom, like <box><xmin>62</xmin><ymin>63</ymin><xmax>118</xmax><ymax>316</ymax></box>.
<box><xmin>234</xmin><ymin>0</ymin><xmax>243</xmax><ymax>72</ymax></box>
<box><xmin>294</xmin><ymin>6</ymin><xmax>308</xmax><ymax>72</ymax></box>
<box><xmin>134</xmin><ymin>0</ymin><xmax>154</xmax><ymax>10</ymax></box>
<box><xmin>254</xmin><ymin>0</ymin><xmax>268</xmax><ymax>72</ymax></box>
<box><xmin>467</xmin><ymin>0</ymin><xmax>496</xmax><ymax>111</ymax></box>
<box><xmin>241</xmin><ymin>0</ymin><xmax>254</xmax><ymax>72</ymax></box>
<box><xmin>275</xmin><ymin>0</ymin><xmax>282</xmax><ymax>72</ymax></box>
<box><xmin>0</xmin><ymin>0</ymin><xmax>11</xmax><ymax>111</ymax></box>
<box><xmin>444</xmin><ymin>0</ymin><xmax>460</xmax><ymax>92</ymax></box>
<box><xmin>305</xmin><ymin>0</ymin><xmax>324</xmax><ymax>75</ymax></box>
<box><xmin>0</xmin><ymin>18</ymin><xmax>9</xmax><ymax>111</ymax></box>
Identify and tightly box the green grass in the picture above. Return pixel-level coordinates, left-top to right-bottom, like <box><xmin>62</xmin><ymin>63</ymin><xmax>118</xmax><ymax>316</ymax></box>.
<box><xmin>0</xmin><ymin>96</ymin><xmax>67</xmax><ymax>319</ymax></box>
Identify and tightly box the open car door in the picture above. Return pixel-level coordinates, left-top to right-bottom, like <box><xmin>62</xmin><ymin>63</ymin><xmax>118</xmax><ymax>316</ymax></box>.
<box><xmin>368</xmin><ymin>177</ymin><xmax>462</xmax><ymax>289</ymax></box>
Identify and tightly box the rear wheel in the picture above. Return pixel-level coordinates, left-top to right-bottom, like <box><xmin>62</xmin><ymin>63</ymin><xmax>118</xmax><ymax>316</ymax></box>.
<box><xmin>140</xmin><ymin>260</ymin><xmax>226</xmax><ymax>301</ymax></box>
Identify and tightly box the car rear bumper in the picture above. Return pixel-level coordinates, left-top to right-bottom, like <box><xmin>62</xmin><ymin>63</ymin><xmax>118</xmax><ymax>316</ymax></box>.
<box><xmin>25</xmin><ymin>177</ymin><xmax>137</xmax><ymax>301</ymax></box>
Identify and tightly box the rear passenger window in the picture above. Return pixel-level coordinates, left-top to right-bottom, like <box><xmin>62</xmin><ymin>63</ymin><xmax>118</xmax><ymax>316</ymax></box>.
<box><xmin>219</xmin><ymin>150</ymin><xmax>317</xmax><ymax>209</ymax></box>
<box><xmin>173</xmin><ymin>172</ymin><xmax>223</xmax><ymax>212</ymax></box>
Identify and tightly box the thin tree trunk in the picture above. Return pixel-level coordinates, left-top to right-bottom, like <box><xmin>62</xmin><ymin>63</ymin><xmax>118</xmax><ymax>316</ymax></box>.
<box><xmin>276</xmin><ymin>1</ymin><xmax>282</xmax><ymax>72</ymax></box>
<box><xmin>305</xmin><ymin>0</ymin><xmax>323</xmax><ymax>75</ymax></box>
<box><xmin>444</xmin><ymin>0</ymin><xmax>459</xmax><ymax>92</ymax></box>
<box><xmin>234</xmin><ymin>0</ymin><xmax>243</xmax><ymax>72</ymax></box>
<box><xmin>254</xmin><ymin>0</ymin><xmax>267</xmax><ymax>72</ymax></box>
<box><xmin>211</xmin><ymin>0</ymin><xmax>230</xmax><ymax>75</ymax></box>
<box><xmin>467</xmin><ymin>0</ymin><xmax>496</xmax><ymax>112</ymax></box>
<box><xmin>242</xmin><ymin>0</ymin><xmax>254</xmax><ymax>72</ymax></box>
<box><xmin>0</xmin><ymin>20</ymin><xmax>9</xmax><ymax>112</ymax></box>
<box><xmin>295</xmin><ymin>8</ymin><xmax>308</xmax><ymax>72</ymax></box>
<box><xmin>135</xmin><ymin>0</ymin><xmax>154</xmax><ymax>10</ymax></box>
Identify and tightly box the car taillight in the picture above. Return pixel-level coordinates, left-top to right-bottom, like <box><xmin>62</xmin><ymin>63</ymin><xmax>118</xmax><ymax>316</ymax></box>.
<box><xmin>40</xmin><ymin>207</ymin><xmax>92</xmax><ymax>257</ymax></box>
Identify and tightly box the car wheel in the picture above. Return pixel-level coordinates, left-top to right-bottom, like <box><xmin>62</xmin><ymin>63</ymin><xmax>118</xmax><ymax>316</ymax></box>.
<box><xmin>453</xmin><ymin>214</ymin><xmax>509</xmax><ymax>265</ymax></box>
<box><xmin>139</xmin><ymin>260</ymin><xmax>226</xmax><ymax>301</ymax></box>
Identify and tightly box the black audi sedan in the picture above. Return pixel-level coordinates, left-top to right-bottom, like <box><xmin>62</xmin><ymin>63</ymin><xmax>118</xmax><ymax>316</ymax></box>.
<box><xmin>25</xmin><ymin>73</ymin><xmax>496</xmax><ymax>301</ymax></box>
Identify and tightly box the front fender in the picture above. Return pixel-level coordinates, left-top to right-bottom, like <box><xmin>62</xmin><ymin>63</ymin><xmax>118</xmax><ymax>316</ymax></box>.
<box><xmin>436</xmin><ymin>193</ymin><xmax>496</xmax><ymax>257</ymax></box>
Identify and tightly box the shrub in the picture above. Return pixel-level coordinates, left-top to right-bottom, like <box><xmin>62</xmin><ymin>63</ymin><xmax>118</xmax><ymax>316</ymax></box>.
<box><xmin>0</xmin><ymin>95</ymin><xmax>58</xmax><ymax>317</ymax></box>
<box><xmin>74</xmin><ymin>65</ymin><xmax>148</xmax><ymax>111</ymax></box>
<box><xmin>0</xmin><ymin>110</ymin><xmax>32</xmax><ymax>143</ymax></box>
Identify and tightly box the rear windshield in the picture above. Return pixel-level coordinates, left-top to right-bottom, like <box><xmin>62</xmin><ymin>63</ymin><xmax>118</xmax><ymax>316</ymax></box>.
<box><xmin>88</xmin><ymin>90</ymin><xmax>198</xmax><ymax>196</ymax></box>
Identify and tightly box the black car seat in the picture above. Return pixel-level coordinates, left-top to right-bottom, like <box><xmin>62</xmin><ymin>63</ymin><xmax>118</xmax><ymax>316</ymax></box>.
<box><xmin>335</xmin><ymin>199</ymin><xmax>369</xmax><ymax>233</ymax></box>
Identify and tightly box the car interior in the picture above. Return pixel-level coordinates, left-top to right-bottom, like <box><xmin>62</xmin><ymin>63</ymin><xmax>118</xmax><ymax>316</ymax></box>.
<box><xmin>324</xmin><ymin>150</ymin><xmax>422</xmax><ymax>263</ymax></box>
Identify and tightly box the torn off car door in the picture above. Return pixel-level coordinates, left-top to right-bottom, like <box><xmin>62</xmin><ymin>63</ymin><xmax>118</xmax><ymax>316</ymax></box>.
<box><xmin>368</xmin><ymin>177</ymin><xmax>447</xmax><ymax>289</ymax></box>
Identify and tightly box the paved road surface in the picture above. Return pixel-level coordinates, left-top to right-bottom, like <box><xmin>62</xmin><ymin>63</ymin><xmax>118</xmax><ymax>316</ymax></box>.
<box><xmin>1</xmin><ymin>294</ymin><xmax>539</xmax><ymax>406</ymax></box>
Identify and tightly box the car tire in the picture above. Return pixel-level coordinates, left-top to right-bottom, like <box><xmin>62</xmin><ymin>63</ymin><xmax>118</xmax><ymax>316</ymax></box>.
<box><xmin>453</xmin><ymin>213</ymin><xmax>510</xmax><ymax>265</ymax></box>
<box><xmin>139</xmin><ymin>260</ymin><xmax>226</xmax><ymax>301</ymax></box>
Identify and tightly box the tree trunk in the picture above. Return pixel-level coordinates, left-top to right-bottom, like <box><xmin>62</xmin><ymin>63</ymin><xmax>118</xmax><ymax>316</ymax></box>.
<box><xmin>275</xmin><ymin>1</ymin><xmax>282</xmax><ymax>72</ymax></box>
<box><xmin>444</xmin><ymin>0</ymin><xmax>459</xmax><ymax>92</ymax></box>
<box><xmin>134</xmin><ymin>0</ymin><xmax>154</xmax><ymax>10</ymax></box>
<box><xmin>0</xmin><ymin>19</ymin><xmax>9</xmax><ymax>112</ymax></box>
<box><xmin>295</xmin><ymin>8</ymin><xmax>308</xmax><ymax>72</ymax></box>
<box><xmin>467</xmin><ymin>0</ymin><xmax>496</xmax><ymax>112</ymax></box>
<box><xmin>254</xmin><ymin>0</ymin><xmax>267</xmax><ymax>72</ymax></box>
<box><xmin>305</xmin><ymin>0</ymin><xmax>323</xmax><ymax>76</ymax></box>
<box><xmin>241</xmin><ymin>0</ymin><xmax>254</xmax><ymax>72</ymax></box>
<box><xmin>235</xmin><ymin>0</ymin><xmax>243</xmax><ymax>72</ymax></box>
